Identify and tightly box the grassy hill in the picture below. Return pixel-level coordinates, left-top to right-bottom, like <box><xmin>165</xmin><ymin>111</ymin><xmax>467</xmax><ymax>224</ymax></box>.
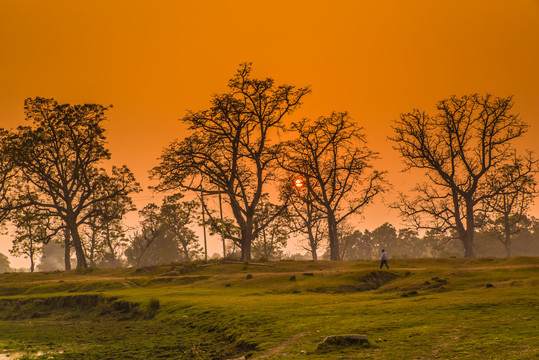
<box><xmin>0</xmin><ymin>257</ymin><xmax>538</xmax><ymax>359</ymax></box>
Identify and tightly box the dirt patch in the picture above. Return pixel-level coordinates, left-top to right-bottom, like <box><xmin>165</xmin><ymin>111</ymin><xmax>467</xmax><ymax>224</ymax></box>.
<box><xmin>251</xmin><ymin>332</ymin><xmax>308</xmax><ymax>359</ymax></box>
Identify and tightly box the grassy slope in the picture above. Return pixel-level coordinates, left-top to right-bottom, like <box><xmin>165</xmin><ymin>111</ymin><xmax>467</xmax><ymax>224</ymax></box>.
<box><xmin>0</xmin><ymin>257</ymin><xmax>538</xmax><ymax>360</ymax></box>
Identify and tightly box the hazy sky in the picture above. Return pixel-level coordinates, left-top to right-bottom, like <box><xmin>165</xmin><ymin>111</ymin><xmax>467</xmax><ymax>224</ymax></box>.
<box><xmin>1</xmin><ymin>0</ymin><xmax>539</xmax><ymax>267</ymax></box>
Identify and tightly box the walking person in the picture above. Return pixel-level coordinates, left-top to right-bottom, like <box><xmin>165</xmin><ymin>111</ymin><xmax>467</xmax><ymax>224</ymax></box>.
<box><xmin>380</xmin><ymin>249</ymin><xmax>389</xmax><ymax>269</ymax></box>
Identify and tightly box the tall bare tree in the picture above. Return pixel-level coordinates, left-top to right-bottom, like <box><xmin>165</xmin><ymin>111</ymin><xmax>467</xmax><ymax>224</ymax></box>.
<box><xmin>4</xmin><ymin>98</ymin><xmax>140</xmax><ymax>268</ymax></box>
<box><xmin>391</xmin><ymin>94</ymin><xmax>529</xmax><ymax>257</ymax></box>
<box><xmin>279</xmin><ymin>112</ymin><xmax>385</xmax><ymax>260</ymax></box>
<box><xmin>151</xmin><ymin>63</ymin><xmax>310</xmax><ymax>261</ymax></box>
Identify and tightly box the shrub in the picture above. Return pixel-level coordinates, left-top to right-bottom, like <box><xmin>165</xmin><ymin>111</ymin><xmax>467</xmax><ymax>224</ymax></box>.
<box><xmin>145</xmin><ymin>298</ymin><xmax>160</xmax><ymax>319</ymax></box>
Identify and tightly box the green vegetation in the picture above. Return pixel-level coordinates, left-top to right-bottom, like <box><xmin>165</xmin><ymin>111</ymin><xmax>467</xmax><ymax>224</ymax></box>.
<box><xmin>0</xmin><ymin>258</ymin><xmax>538</xmax><ymax>359</ymax></box>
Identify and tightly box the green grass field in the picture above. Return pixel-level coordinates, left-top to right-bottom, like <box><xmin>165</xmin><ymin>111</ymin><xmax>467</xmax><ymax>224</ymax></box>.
<box><xmin>0</xmin><ymin>257</ymin><xmax>538</xmax><ymax>360</ymax></box>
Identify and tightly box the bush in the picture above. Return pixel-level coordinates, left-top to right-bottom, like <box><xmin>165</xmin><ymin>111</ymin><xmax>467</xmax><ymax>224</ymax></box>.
<box><xmin>145</xmin><ymin>298</ymin><xmax>160</xmax><ymax>319</ymax></box>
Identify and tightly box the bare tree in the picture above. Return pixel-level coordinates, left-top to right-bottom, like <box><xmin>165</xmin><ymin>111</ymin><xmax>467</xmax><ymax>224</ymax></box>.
<box><xmin>483</xmin><ymin>154</ymin><xmax>538</xmax><ymax>257</ymax></box>
<box><xmin>83</xmin><ymin>175</ymin><xmax>137</xmax><ymax>267</ymax></box>
<box><xmin>4</xmin><ymin>98</ymin><xmax>140</xmax><ymax>268</ymax></box>
<box><xmin>337</xmin><ymin>221</ymin><xmax>356</xmax><ymax>261</ymax></box>
<box><xmin>152</xmin><ymin>63</ymin><xmax>310</xmax><ymax>261</ymax></box>
<box><xmin>125</xmin><ymin>204</ymin><xmax>164</xmax><ymax>267</ymax></box>
<box><xmin>279</xmin><ymin>177</ymin><xmax>326</xmax><ymax>261</ymax></box>
<box><xmin>251</xmin><ymin>199</ymin><xmax>290</xmax><ymax>260</ymax></box>
<box><xmin>160</xmin><ymin>193</ymin><xmax>201</xmax><ymax>261</ymax></box>
<box><xmin>9</xmin><ymin>204</ymin><xmax>57</xmax><ymax>272</ymax></box>
<box><xmin>390</xmin><ymin>94</ymin><xmax>529</xmax><ymax>257</ymax></box>
<box><xmin>279</xmin><ymin>112</ymin><xmax>385</xmax><ymax>260</ymax></box>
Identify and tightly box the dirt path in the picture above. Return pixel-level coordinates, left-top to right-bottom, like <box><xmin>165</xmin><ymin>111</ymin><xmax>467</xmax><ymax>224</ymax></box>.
<box><xmin>252</xmin><ymin>332</ymin><xmax>309</xmax><ymax>359</ymax></box>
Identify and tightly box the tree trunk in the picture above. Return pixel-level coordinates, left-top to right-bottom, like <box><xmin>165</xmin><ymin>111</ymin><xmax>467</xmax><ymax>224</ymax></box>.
<box><xmin>66</xmin><ymin>217</ymin><xmax>88</xmax><ymax>269</ymax></box>
<box><xmin>504</xmin><ymin>225</ymin><xmax>511</xmax><ymax>258</ymax></box>
<box><xmin>64</xmin><ymin>228</ymin><xmax>71</xmax><ymax>271</ymax></box>
<box><xmin>182</xmin><ymin>243</ymin><xmax>191</xmax><ymax>261</ymax></box>
<box><xmin>307</xmin><ymin>227</ymin><xmax>318</xmax><ymax>261</ymax></box>
<box><xmin>240</xmin><ymin>218</ymin><xmax>254</xmax><ymax>261</ymax></box>
<box><xmin>240</xmin><ymin>238</ymin><xmax>252</xmax><ymax>261</ymax></box>
<box><xmin>327</xmin><ymin>212</ymin><xmax>340</xmax><ymax>260</ymax></box>
<box><xmin>311</xmin><ymin>246</ymin><xmax>318</xmax><ymax>261</ymax></box>
<box><xmin>462</xmin><ymin>231</ymin><xmax>476</xmax><ymax>258</ymax></box>
<box><xmin>28</xmin><ymin>228</ymin><xmax>35</xmax><ymax>272</ymax></box>
<box><xmin>306</xmin><ymin>208</ymin><xmax>318</xmax><ymax>261</ymax></box>
<box><xmin>462</xmin><ymin>200</ymin><xmax>476</xmax><ymax>258</ymax></box>
<box><xmin>106</xmin><ymin>222</ymin><xmax>116</xmax><ymax>261</ymax></box>
<box><xmin>89</xmin><ymin>230</ymin><xmax>96</xmax><ymax>267</ymax></box>
<box><xmin>262</xmin><ymin>229</ymin><xmax>269</xmax><ymax>259</ymax></box>
<box><xmin>240</xmin><ymin>229</ymin><xmax>252</xmax><ymax>262</ymax></box>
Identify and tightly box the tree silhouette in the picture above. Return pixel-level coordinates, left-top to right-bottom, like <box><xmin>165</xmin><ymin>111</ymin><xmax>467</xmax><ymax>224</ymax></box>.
<box><xmin>83</xmin><ymin>174</ymin><xmax>137</xmax><ymax>267</ymax></box>
<box><xmin>9</xmin><ymin>203</ymin><xmax>56</xmax><ymax>272</ymax></box>
<box><xmin>160</xmin><ymin>193</ymin><xmax>201</xmax><ymax>261</ymax></box>
<box><xmin>0</xmin><ymin>253</ymin><xmax>10</xmax><ymax>272</ymax></box>
<box><xmin>251</xmin><ymin>199</ymin><xmax>290</xmax><ymax>260</ymax></box>
<box><xmin>279</xmin><ymin>176</ymin><xmax>326</xmax><ymax>261</ymax></box>
<box><xmin>483</xmin><ymin>154</ymin><xmax>538</xmax><ymax>257</ymax></box>
<box><xmin>391</xmin><ymin>94</ymin><xmax>530</xmax><ymax>257</ymax></box>
<box><xmin>152</xmin><ymin>63</ymin><xmax>310</xmax><ymax>261</ymax></box>
<box><xmin>125</xmin><ymin>203</ymin><xmax>165</xmax><ymax>267</ymax></box>
<box><xmin>279</xmin><ymin>112</ymin><xmax>385</xmax><ymax>260</ymax></box>
<box><xmin>4</xmin><ymin>98</ymin><xmax>140</xmax><ymax>268</ymax></box>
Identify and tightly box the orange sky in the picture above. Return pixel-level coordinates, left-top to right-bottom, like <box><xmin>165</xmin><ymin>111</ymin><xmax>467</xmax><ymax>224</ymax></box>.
<box><xmin>1</xmin><ymin>0</ymin><xmax>539</xmax><ymax>266</ymax></box>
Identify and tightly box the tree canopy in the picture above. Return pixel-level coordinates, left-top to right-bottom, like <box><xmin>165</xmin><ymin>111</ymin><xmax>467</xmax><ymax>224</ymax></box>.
<box><xmin>391</xmin><ymin>94</ymin><xmax>532</xmax><ymax>257</ymax></box>
<box><xmin>3</xmin><ymin>98</ymin><xmax>140</xmax><ymax>268</ymax></box>
<box><xmin>152</xmin><ymin>63</ymin><xmax>310</xmax><ymax>261</ymax></box>
<box><xmin>279</xmin><ymin>112</ymin><xmax>386</xmax><ymax>260</ymax></box>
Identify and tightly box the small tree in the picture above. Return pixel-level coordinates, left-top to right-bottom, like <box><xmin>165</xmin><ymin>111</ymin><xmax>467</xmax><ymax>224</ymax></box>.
<box><xmin>483</xmin><ymin>155</ymin><xmax>538</xmax><ymax>257</ymax></box>
<box><xmin>160</xmin><ymin>193</ymin><xmax>201</xmax><ymax>261</ymax></box>
<box><xmin>279</xmin><ymin>176</ymin><xmax>326</xmax><ymax>261</ymax></box>
<box><xmin>337</xmin><ymin>221</ymin><xmax>356</xmax><ymax>260</ymax></box>
<box><xmin>83</xmin><ymin>174</ymin><xmax>137</xmax><ymax>267</ymax></box>
<box><xmin>9</xmin><ymin>204</ymin><xmax>56</xmax><ymax>272</ymax></box>
<box><xmin>252</xmin><ymin>200</ymin><xmax>290</xmax><ymax>260</ymax></box>
<box><xmin>125</xmin><ymin>204</ymin><xmax>164</xmax><ymax>267</ymax></box>
<box><xmin>396</xmin><ymin>228</ymin><xmax>422</xmax><ymax>258</ymax></box>
<box><xmin>38</xmin><ymin>241</ymin><xmax>70</xmax><ymax>271</ymax></box>
<box><xmin>0</xmin><ymin>253</ymin><xmax>10</xmax><ymax>272</ymax></box>
<box><xmin>125</xmin><ymin>195</ymin><xmax>201</xmax><ymax>266</ymax></box>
